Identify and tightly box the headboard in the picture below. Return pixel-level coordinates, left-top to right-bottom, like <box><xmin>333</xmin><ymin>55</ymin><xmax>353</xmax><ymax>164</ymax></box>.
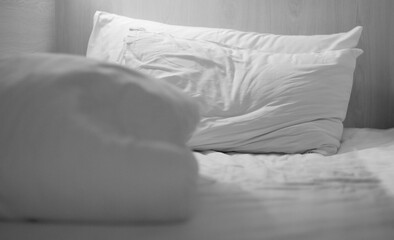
<box><xmin>1</xmin><ymin>0</ymin><xmax>393</xmax><ymax>129</ymax></box>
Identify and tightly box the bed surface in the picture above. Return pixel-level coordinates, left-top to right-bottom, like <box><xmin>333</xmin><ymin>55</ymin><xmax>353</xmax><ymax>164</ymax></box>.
<box><xmin>1</xmin><ymin>1</ymin><xmax>394</xmax><ymax>239</ymax></box>
<box><xmin>1</xmin><ymin>128</ymin><xmax>393</xmax><ymax>240</ymax></box>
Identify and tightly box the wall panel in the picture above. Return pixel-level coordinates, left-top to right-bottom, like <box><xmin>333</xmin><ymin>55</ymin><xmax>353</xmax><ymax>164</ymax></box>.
<box><xmin>0</xmin><ymin>0</ymin><xmax>56</xmax><ymax>55</ymax></box>
<box><xmin>389</xmin><ymin>0</ymin><xmax>394</xmax><ymax>126</ymax></box>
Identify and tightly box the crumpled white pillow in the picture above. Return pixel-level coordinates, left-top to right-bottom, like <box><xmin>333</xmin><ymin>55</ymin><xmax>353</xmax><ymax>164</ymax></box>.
<box><xmin>86</xmin><ymin>11</ymin><xmax>362</xmax><ymax>62</ymax></box>
<box><xmin>119</xmin><ymin>31</ymin><xmax>363</xmax><ymax>155</ymax></box>
<box><xmin>0</xmin><ymin>53</ymin><xmax>200</xmax><ymax>223</ymax></box>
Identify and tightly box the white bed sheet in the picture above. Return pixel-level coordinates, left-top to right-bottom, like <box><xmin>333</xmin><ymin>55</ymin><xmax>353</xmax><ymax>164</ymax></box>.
<box><xmin>1</xmin><ymin>128</ymin><xmax>394</xmax><ymax>240</ymax></box>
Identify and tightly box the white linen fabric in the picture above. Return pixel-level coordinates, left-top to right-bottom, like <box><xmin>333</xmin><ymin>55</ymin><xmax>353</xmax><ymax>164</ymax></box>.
<box><xmin>119</xmin><ymin>31</ymin><xmax>362</xmax><ymax>154</ymax></box>
<box><xmin>1</xmin><ymin>128</ymin><xmax>394</xmax><ymax>240</ymax></box>
<box><xmin>86</xmin><ymin>11</ymin><xmax>362</xmax><ymax>62</ymax></box>
<box><xmin>196</xmin><ymin>128</ymin><xmax>394</xmax><ymax>198</ymax></box>
<box><xmin>0</xmin><ymin>53</ymin><xmax>200</xmax><ymax>223</ymax></box>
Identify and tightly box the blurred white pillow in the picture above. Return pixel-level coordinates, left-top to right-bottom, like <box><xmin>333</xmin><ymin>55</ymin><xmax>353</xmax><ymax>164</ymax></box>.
<box><xmin>0</xmin><ymin>53</ymin><xmax>200</xmax><ymax>223</ymax></box>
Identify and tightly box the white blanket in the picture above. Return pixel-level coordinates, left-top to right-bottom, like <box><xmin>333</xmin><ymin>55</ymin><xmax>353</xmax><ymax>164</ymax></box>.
<box><xmin>0</xmin><ymin>53</ymin><xmax>200</xmax><ymax>223</ymax></box>
<box><xmin>1</xmin><ymin>128</ymin><xmax>394</xmax><ymax>240</ymax></box>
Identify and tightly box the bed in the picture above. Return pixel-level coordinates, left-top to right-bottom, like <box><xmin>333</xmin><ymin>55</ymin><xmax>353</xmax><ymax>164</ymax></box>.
<box><xmin>0</xmin><ymin>0</ymin><xmax>394</xmax><ymax>239</ymax></box>
<box><xmin>1</xmin><ymin>128</ymin><xmax>394</xmax><ymax>240</ymax></box>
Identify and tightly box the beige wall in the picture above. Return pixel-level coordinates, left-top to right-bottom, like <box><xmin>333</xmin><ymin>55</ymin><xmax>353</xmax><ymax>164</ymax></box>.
<box><xmin>1</xmin><ymin>0</ymin><xmax>394</xmax><ymax>129</ymax></box>
<box><xmin>0</xmin><ymin>0</ymin><xmax>56</xmax><ymax>55</ymax></box>
<box><xmin>390</xmin><ymin>0</ymin><xmax>394</xmax><ymax>126</ymax></box>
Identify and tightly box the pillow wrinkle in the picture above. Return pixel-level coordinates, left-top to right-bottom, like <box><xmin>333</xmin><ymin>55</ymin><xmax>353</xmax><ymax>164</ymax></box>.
<box><xmin>117</xmin><ymin>30</ymin><xmax>362</xmax><ymax>155</ymax></box>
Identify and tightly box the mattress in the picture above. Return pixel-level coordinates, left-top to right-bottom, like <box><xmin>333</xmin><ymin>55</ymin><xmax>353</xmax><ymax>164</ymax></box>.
<box><xmin>1</xmin><ymin>128</ymin><xmax>394</xmax><ymax>240</ymax></box>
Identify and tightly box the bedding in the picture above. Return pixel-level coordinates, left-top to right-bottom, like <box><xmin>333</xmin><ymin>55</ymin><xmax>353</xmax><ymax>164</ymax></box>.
<box><xmin>1</xmin><ymin>4</ymin><xmax>393</xmax><ymax>240</ymax></box>
<box><xmin>0</xmin><ymin>53</ymin><xmax>200</xmax><ymax>223</ymax></box>
<box><xmin>87</xmin><ymin>11</ymin><xmax>362</xmax><ymax>62</ymax></box>
<box><xmin>120</xmin><ymin>30</ymin><xmax>362</xmax><ymax>155</ymax></box>
<box><xmin>86</xmin><ymin>12</ymin><xmax>363</xmax><ymax>155</ymax></box>
<box><xmin>0</xmin><ymin>128</ymin><xmax>393</xmax><ymax>240</ymax></box>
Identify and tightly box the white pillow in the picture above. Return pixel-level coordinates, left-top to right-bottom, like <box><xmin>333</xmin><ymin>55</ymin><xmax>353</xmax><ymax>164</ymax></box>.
<box><xmin>87</xmin><ymin>11</ymin><xmax>362</xmax><ymax>62</ymax></box>
<box><xmin>0</xmin><ymin>53</ymin><xmax>200</xmax><ymax>223</ymax></box>
<box><xmin>119</xmin><ymin>31</ymin><xmax>363</xmax><ymax>155</ymax></box>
